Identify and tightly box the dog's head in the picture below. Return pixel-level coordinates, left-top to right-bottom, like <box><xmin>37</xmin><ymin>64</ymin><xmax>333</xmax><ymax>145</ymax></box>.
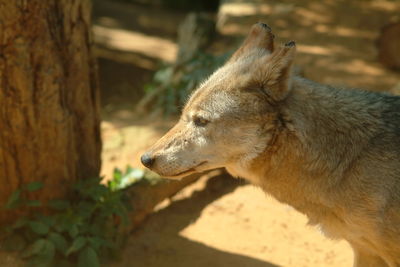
<box><xmin>141</xmin><ymin>23</ymin><xmax>296</xmax><ymax>179</ymax></box>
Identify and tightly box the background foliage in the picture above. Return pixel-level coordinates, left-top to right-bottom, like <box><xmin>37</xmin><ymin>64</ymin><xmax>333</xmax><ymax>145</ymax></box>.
<box><xmin>145</xmin><ymin>52</ymin><xmax>231</xmax><ymax>115</ymax></box>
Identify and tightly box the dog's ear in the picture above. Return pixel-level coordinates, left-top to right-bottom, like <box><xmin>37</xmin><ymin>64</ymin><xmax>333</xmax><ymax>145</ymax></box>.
<box><xmin>257</xmin><ymin>41</ymin><xmax>296</xmax><ymax>101</ymax></box>
<box><xmin>227</xmin><ymin>22</ymin><xmax>274</xmax><ymax>64</ymax></box>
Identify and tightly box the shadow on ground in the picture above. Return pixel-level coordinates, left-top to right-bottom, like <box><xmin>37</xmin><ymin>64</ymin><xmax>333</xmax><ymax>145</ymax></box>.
<box><xmin>113</xmin><ymin>174</ymin><xmax>279</xmax><ymax>267</ymax></box>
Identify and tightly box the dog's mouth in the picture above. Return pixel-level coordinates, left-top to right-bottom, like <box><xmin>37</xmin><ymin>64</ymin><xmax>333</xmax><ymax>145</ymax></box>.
<box><xmin>167</xmin><ymin>161</ymin><xmax>208</xmax><ymax>178</ymax></box>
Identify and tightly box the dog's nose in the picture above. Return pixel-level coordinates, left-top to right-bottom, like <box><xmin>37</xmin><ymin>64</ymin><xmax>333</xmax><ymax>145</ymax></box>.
<box><xmin>141</xmin><ymin>153</ymin><xmax>155</xmax><ymax>168</ymax></box>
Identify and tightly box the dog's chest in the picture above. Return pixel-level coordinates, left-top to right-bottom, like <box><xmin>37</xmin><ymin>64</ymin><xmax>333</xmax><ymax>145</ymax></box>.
<box><xmin>227</xmin><ymin>164</ymin><xmax>367</xmax><ymax>242</ymax></box>
<box><xmin>256</xmin><ymin>176</ymin><xmax>365</xmax><ymax>241</ymax></box>
<box><xmin>308</xmin><ymin>212</ymin><xmax>364</xmax><ymax>241</ymax></box>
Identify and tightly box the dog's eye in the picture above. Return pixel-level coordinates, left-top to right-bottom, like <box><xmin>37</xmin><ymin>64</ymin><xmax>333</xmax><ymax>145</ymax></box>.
<box><xmin>193</xmin><ymin>116</ymin><xmax>209</xmax><ymax>127</ymax></box>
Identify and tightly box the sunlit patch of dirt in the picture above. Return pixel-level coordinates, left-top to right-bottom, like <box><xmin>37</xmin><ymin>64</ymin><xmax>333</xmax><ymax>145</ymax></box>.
<box><xmin>100</xmin><ymin>116</ymin><xmax>176</xmax><ymax>178</ymax></box>
<box><xmin>93</xmin><ymin>26</ymin><xmax>177</xmax><ymax>62</ymax></box>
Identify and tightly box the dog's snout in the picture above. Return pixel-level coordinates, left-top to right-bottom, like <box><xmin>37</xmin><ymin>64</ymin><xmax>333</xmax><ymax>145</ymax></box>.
<box><xmin>141</xmin><ymin>153</ymin><xmax>155</xmax><ymax>168</ymax></box>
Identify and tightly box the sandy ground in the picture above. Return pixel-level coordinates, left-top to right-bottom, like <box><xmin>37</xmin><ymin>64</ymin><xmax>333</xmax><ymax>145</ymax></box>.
<box><xmin>112</xmin><ymin>174</ymin><xmax>353</xmax><ymax>267</ymax></box>
<box><xmin>95</xmin><ymin>0</ymin><xmax>400</xmax><ymax>266</ymax></box>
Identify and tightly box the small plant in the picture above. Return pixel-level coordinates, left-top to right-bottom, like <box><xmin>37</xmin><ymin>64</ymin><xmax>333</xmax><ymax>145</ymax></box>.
<box><xmin>141</xmin><ymin>51</ymin><xmax>231</xmax><ymax>115</ymax></box>
<box><xmin>1</xmin><ymin>167</ymin><xmax>145</xmax><ymax>267</ymax></box>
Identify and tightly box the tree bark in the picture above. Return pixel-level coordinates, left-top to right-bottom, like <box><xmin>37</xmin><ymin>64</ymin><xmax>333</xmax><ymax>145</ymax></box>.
<box><xmin>0</xmin><ymin>0</ymin><xmax>101</xmax><ymax>223</ymax></box>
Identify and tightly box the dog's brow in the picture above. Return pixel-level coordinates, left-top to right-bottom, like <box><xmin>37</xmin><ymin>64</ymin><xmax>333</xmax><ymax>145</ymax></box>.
<box><xmin>188</xmin><ymin>110</ymin><xmax>209</xmax><ymax>119</ymax></box>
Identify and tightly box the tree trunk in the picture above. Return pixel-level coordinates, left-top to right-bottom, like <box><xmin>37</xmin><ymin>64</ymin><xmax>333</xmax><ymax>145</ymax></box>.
<box><xmin>0</xmin><ymin>0</ymin><xmax>101</xmax><ymax>223</ymax></box>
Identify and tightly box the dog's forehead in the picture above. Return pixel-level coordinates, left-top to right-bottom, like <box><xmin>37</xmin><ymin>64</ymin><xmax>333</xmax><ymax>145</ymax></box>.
<box><xmin>184</xmin><ymin>88</ymin><xmax>237</xmax><ymax>118</ymax></box>
<box><xmin>185</xmin><ymin>63</ymin><xmax>249</xmax><ymax>108</ymax></box>
<box><xmin>183</xmin><ymin>48</ymin><xmax>271</xmax><ymax>116</ymax></box>
<box><xmin>202</xmin><ymin>49</ymin><xmax>266</xmax><ymax>88</ymax></box>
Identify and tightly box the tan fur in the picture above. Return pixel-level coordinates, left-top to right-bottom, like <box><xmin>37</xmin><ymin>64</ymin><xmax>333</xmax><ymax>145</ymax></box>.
<box><xmin>142</xmin><ymin>23</ymin><xmax>400</xmax><ymax>266</ymax></box>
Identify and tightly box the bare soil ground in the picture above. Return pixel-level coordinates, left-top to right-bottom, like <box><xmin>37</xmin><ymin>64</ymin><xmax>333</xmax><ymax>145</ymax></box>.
<box><xmin>96</xmin><ymin>0</ymin><xmax>400</xmax><ymax>266</ymax></box>
<box><xmin>111</xmin><ymin>174</ymin><xmax>353</xmax><ymax>267</ymax></box>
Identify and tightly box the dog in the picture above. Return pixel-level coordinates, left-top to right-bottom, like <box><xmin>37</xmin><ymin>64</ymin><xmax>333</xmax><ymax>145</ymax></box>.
<box><xmin>141</xmin><ymin>23</ymin><xmax>400</xmax><ymax>266</ymax></box>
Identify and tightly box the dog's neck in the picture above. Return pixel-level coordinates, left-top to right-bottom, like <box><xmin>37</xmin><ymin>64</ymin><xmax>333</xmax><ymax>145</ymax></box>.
<box><xmin>285</xmin><ymin>76</ymin><xmax>382</xmax><ymax>179</ymax></box>
<box><xmin>236</xmin><ymin>76</ymin><xmax>384</xmax><ymax>213</ymax></box>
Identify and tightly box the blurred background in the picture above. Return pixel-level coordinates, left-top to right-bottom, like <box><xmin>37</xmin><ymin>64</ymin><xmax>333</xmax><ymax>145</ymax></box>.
<box><xmin>97</xmin><ymin>0</ymin><xmax>400</xmax><ymax>174</ymax></box>
<box><xmin>1</xmin><ymin>0</ymin><xmax>399</xmax><ymax>266</ymax></box>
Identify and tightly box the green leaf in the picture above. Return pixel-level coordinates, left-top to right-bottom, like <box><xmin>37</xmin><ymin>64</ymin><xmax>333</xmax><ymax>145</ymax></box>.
<box><xmin>78</xmin><ymin>246</ymin><xmax>100</xmax><ymax>267</ymax></box>
<box><xmin>22</xmin><ymin>238</ymin><xmax>46</xmax><ymax>258</ymax></box>
<box><xmin>29</xmin><ymin>221</ymin><xmax>49</xmax><ymax>235</ymax></box>
<box><xmin>48</xmin><ymin>232</ymin><xmax>68</xmax><ymax>253</ymax></box>
<box><xmin>87</xmin><ymin>238</ymin><xmax>101</xmax><ymax>251</ymax></box>
<box><xmin>116</xmin><ymin>167</ymin><xmax>145</xmax><ymax>189</ymax></box>
<box><xmin>88</xmin><ymin>186</ymin><xmax>108</xmax><ymax>201</ymax></box>
<box><xmin>113</xmin><ymin>168</ymin><xmax>122</xmax><ymax>180</ymax></box>
<box><xmin>107</xmin><ymin>179</ymin><xmax>117</xmax><ymax>191</ymax></box>
<box><xmin>26</xmin><ymin>200</ymin><xmax>42</xmax><ymax>207</ymax></box>
<box><xmin>76</xmin><ymin>201</ymin><xmax>94</xmax><ymax>218</ymax></box>
<box><xmin>87</xmin><ymin>236</ymin><xmax>113</xmax><ymax>250</ymax></box>
<box><xmin>25</xmin><ymin>181</ymin><xmax>44</xmax><ymax>192</ymax></box>
<box><xmin>88</xmin><ymin>223</ymin><xmax>101</xmax><ymax>237</ymax></box>
<box><xmin>143</xmin><ymin>83</ymin><xmax>156</xmax><ymax>93</ymax></box>
<box><xmin>28</xmin><ymin>240</ymin><xmax>55</xmax><ymax>266</ymax></box>
<box><xmin>68</xmin><ymin>224</ymin><xmax>79</xmax><ymax>238</ymax></box>
<box><xmin>37</xmin><ymin>215</ymin><xmax>55</xmax><ymax>228</ymax></box>
<box><xmin>41</xmin><ymin>239</ymin><xmax>55</xmax><ymax>262</ymax></box>
<box><xmin>4</xmin><ymin>190</ymin><xmax>21</xmax><ymax>209</ymax></box>
<box><xmin>66</xmin><ymin>236</ymin><xmax>86</xmax><ymax>256</ymax></box>
<box><xmin>44</xmin><ymin>239</ymin><xmax>55</xmax><ymax>253</ymax></box>
<box><xmin>12</xmin><ymin>218</ymin><xmax>28</xmax><ymax>229</ymax></box>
